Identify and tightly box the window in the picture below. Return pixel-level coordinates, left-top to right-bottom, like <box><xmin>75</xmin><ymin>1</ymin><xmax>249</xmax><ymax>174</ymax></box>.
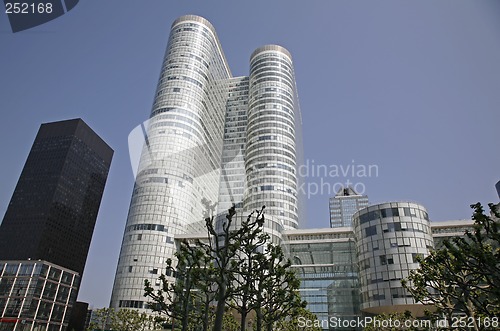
<box><xmin>365</xmin><ymin>225</ymin><xmax>377</xmax><ymax>236</ymax></box>
<box><xmin>404</xmin><ymin>207</ymin><xmax>417</xmax><ymax>217</ymax></box>
<box><xmin>381</xmin><ymin>208</ymin><xmax>400</xmax><ymax>218</ymax></box>
<box><xmin>379</xmin><ymin>255</ymin><xmax>387</xmax><ymax>265</ymax></box>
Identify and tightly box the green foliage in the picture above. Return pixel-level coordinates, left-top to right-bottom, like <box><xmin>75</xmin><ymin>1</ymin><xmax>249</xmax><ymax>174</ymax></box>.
<box><xmin>254</xmin><ymin>243</ymin><xmax>307</xmax><ymax>331</ymax></box>
<box><xmin>87</xmin><ymin>308</ymin><xmax>112</xmax><ymax>331</ymax></box>
<box><xmin>273</xmin><ymin>307</ymin><xmax>322</xmax><ymax>331</ymax></box>
<box><xmin>402</xmin><ymin>203</ymin><xmax>500</xmax><ymax>330</ymax></box>
<box><xmin>144</xmin><ymin>205</ymin><xmax>307</xmax><ymax>331</ymax></box>
<box><xmin>144</xmin><ymin>240</ymin><xmax>216</xmax><ymax>331</ymax></box>
<box><xmin>87</xmin><ymin>308</ymin><xmax>163</xmax><ymax>331</ymax></box>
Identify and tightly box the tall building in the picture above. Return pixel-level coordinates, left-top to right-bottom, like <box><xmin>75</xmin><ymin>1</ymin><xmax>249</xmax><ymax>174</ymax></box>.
<box><xmin>0</xmin><ymin>118</ymin><xmax>113</xmax><ymax>331</ymax></box>
<box><xmin>329</xmin><ymin>186</ymin><xmax>368</xmax><ymax>228</ymax></box>
<box><xmin>495</xmin><ymin>180</ymin><xmax>500</xmax><ymax>199</ymax></box>
<box><xmin>0</xmin><ymin>118</ymin><xmax>113</xmax><ymax>275</ymax></box>
<box><xmin>110</xmin><ymin>15</ymin><xmax>303</xmax><ymax>310</ymax></box>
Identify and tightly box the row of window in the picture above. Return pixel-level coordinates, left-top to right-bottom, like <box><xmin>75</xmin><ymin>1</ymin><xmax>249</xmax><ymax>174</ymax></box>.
<box><xmin>358</xmin><ymin>207</ymin><xmax>429</xmax><ymax>225</ymax></box>
<box><xmin>364</xmin><ymin>222</ymin><xmax>429</xmax><ymax>237</ymax></box>
<box><xmin>126</xmin><ymin>223</ymin><xmax>167</xmax><ymax>233</ymax></box>
<box><xmin>118</xmin><ymin>300</ymin><xmax>146</xmax><ymax>309</ymax></box>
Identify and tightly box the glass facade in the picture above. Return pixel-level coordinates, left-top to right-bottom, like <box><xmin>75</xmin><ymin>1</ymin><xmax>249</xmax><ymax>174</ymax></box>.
<box><xmin>0</xmin><ymin>119</ymin><xmax>113</xmax><ymax>277</ymax></box>
<box><xmin>110</xmin><ymin>16</ymin><xmax>303</xmax><ymax>310</ymax></box>
<box><xmin>329</xmin><ymin>187</ymin><xmax>369</xmax><ymax>228</ymax></box>
<box><xmin>0</xmin><ymin>260</ymin><xmax>80</xmax><ymax>331</ymax></box>
<box><xmin>111</xmin><ymin>15</ymin><xmax>232</xmax><ymax>310</ymax></box>
<box><xmin>283</xmin><ymin>218</ymin><xmax>473</xmax><ymax>329</ymax></box>
<box><xmin>174</xmin><ymin>210</ymin><xmax>473</xmax><ymax>327</ymax></box>
<box><xmin>214</xmin><ymin>77</ymin><xmax>249</xmax><ymax>235</ymax></box>
<box><xmin>353</xmin><ymin>202</ymin><xmax>434</xmax><ymax>316</ymax></box>
<box><xmin>286</xmin><ymin>229</ymin><xmax>360</xmax><ymax>330</ymax></box>
<box><xmin>245</xmin><ymin>45</ymin><xmax>301</xmax><ymax>232</ymax></box>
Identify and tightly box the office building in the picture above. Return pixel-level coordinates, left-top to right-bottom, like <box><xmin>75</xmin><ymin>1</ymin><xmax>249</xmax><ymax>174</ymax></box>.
<box><xmin>0</xmin><ymin>118</ymin><xmax>113</xmax><ymax>276</ymax></box>
<box><xmin>0</xmin><ymin>119</ymin><xmax>112</xmax><ymax>331</ymax></box>
<box><xmin>288</xmin><ymin>217</ymin><xmax>473</xmax><ymax>330</ymax></box>
<box><xmin>110</xmin><ymin>15</ymin><xmax>303</xmax><ymax>310</ymax></box>
<box><xmin>352</xmin><ymin>202</ymin><xmax>434</xmax><ymax>316</ymax></box>
<box><xmin>431</xmin><ymin>219</ymin><xmax>475</xmax><ymax>249</ymax></box>
<box><xmin>0</xmin><ymin>260</ymin><xmax>80</xmax><ymax>331</ymax></box>
<box><xmin>173</xmin><ymin>207</ymin><xmax>474</xmax><ymax>330</ymax></box>
<box><xmin>329</xmin><ymin>186</ymin><xmax>369</xmax><ymax>228</ymax></box>
<box><xmin>285</xmin><ymin>228</ymin><xmax>360</xmax><ymax>326</ymax></box>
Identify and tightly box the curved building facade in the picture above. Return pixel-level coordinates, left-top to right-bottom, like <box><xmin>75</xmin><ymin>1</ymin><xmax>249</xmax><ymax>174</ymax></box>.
<box><xmin>110</xmin><ymin>15</ymin><xmax>232</xmax><ymax>310</ymax></box>
<box><xmin>111</xmin><ymin>16</ymin><xmax>302</xmax><ymax>310</ymax></box>
<box><xmin>352</xmin><ymin>202</ymin><xmax>434</xmax><ymax>316</ymax></box>
<box><xmin>245</xmin><ymin>45</ymin><xmax>301</xmax><ymax>232</ymax></box>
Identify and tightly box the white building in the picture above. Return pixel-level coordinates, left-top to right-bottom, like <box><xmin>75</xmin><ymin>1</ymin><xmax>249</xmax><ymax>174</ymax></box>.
<box><xmin>110</xmin><ymin>15</ymin><xmax>303</xmax><ymax>311</ymax></box>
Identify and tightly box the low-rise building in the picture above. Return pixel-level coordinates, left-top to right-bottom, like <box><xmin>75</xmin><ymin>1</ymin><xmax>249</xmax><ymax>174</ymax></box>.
<box><xmin>0</xmin><ymin>260</ymin><xmax>80</xmax><ymax>331</ymax></box>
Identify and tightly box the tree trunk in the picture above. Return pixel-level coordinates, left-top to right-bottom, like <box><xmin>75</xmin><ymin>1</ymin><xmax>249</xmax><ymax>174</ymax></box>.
<box><xmin>181</xmin><ymin>276</ymin><xmax>192</xmax><ymax>331</ymax></box>
<box><xmin>255</xmin><ymin>307</ymin><xmax>262</xmax><ymax>331</ymax></box>
<box><xmin>213</xmin><ymin>281</ymin><xmax>226</xmax><ymax>331</ymax></box>
<box><xmin>202</xmin><ymin>298</ymin><xmax>210</xmax><ymax>331</ymax></box>
<box><xmin>240</xmin><ymin>310</ymin><xmax>247</xmax><ymax>331</ymax></box>
<box><xmin>465</xmin><ymin>297</ymin><xmax>480</xmax><ymax>331</ymax></box>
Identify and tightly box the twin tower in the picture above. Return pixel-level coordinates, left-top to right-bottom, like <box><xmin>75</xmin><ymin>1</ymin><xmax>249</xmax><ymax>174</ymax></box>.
<box><xmin>110</xmin><ymin>15</ymin><xmax>303</xmax><ymax>309</ymax></box>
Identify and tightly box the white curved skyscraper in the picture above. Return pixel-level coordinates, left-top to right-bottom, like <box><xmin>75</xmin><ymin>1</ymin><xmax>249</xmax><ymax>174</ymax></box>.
<box><xmin>246</xmin><ymin>46</ymin><xmax>301</xmax><ymax>231</ymax></box>
<box><xmin>110</xmin><ymin>15</ymin><xmax>303</xmax><ymax>310</ymax></box>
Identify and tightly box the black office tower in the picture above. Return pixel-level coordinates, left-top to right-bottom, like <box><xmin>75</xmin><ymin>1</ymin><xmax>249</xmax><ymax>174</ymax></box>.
<box><xmin>0</xmin><ymin>118</ymin><xmax>113</xmax><ymax>275</ymax></box>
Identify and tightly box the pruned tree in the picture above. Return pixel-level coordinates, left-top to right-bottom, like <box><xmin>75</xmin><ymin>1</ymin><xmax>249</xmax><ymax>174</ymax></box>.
<box><xmin>110</xmin><ymin>309</ymin><xmax>162</xmax><ymax>331</ymax></box>
<box><xmin>273</xmin><ymin>307</ymin><xmax>322</xmax><ymax>331</ymax></box>
<box><xmin>402</xmin><ymin>203</ymin><xmax>500</xmax><ymax>330</ymax></box>
<box><xmin>87</xmin><ymin>308</ymin><xmax>163</xmax><ymax>331</ymax></box>
<box><xmin>145</xmin><ymin>205</ymin><xmax>309</xmax><ymax>331</ymax></box>
<box><xmin>144</xmin><ymin>239</ymin><xmax>216</xmax><ymax>331</ymax></box>
<box><xmin>201</xmin><ymin>205</ymin><xmax>251</xmax><ymax>331</ymax></box>
<box><xmin>226</xmin><ymin>207</ymin><xmax>269</xmax><ymax>331</ymax></box>
<box><xmin>87</xmin><ymin>307</ymin><xmax>112</xmax><ymax>331</ymax></box>
<box><xmin>253</xmin><ymin>243</ymin><xmax>307</xmax><ymax>331</ymax></box>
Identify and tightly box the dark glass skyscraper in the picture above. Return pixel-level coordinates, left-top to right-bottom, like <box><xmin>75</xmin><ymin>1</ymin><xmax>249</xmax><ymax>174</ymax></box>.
<box><xmin>0</xmin><ymin>118</ymin><xmax>113</xmax><ymax>276</ymax></box>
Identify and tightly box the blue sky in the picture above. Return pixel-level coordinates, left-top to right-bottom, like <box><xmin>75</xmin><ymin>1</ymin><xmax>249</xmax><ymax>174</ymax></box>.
<box><xmin>1</xmin><ymin>0</ymin><xmax>499</xmax><ymax>308</ymax></box>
